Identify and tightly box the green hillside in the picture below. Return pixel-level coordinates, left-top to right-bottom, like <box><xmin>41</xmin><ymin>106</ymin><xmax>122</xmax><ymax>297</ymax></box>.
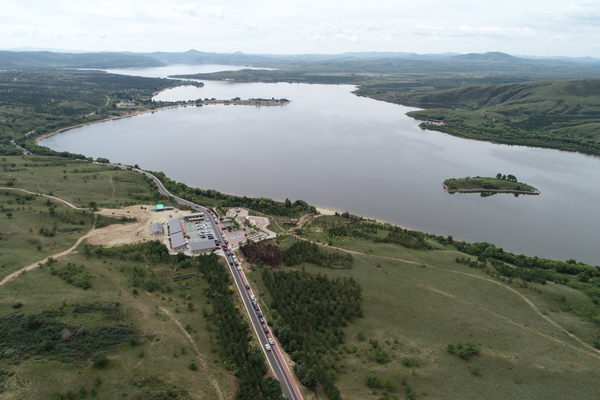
<box><xmin>360</xmin><ymin>79</ymin><xmax>600</xmax><ymax>154</ymax></box>
<box><xmin>0</xmin><ymin>51</ymin><xmax>164</xmax><ymax>70</ymax></box>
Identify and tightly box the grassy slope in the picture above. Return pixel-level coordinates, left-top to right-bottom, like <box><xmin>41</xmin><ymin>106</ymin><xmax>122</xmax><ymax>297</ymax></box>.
<box><xmin>0</xmin><ymin>70</ymin><xmax>194</xmax><ymax>155</ymax></box>
<box><xmin>0</xmin><ymin>155</ymin><xmax>156</xmax><ymax>278</ymax></box>
<box><xmin>372</xmin><ymin>79</ymin><xmax>600</xmax><ymax>155</ymax></box>
<box><xmin>0</xmin><ymin>251</ymin><xmax>236</xmax><ymax>399</ymax></box>
<box><xmin>0</xmin><ymin>156</ymin><xmax>238</xmax><ymax>399</ymax></box>
<box><xmin>245</xmin><ymin>231</ymin><xmax>600</xmax><ymax>400</ymax></box>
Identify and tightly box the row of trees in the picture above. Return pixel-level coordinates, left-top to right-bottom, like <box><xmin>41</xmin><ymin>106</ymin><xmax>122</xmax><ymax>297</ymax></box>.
<box><xmin>282</xmin><ymin>240</ymin><xmax>353</xmax><ymax>269</ymax></box>
<box><xmin>239</xmin><ymin>240</ymin><xmax>283</xmax><ymax>267</ymax></box>
<box><xmin>149</xmin><ymin>170</ymin><xmax>317</xmax><ymax>217</ymax></box>
<box><xmin>263</xmin><ymin>268</ymin><xmax>363</xmax><ymax>399</ymax></box>
<box><xmin>196</xmin><ymin>254</ymin><xmax>284</xmax><ymax>399</ymax></box>
<box><xmin>454</xmin><ymin>241</ymin><xmax>600</xmax><ymax>277</ymax></box>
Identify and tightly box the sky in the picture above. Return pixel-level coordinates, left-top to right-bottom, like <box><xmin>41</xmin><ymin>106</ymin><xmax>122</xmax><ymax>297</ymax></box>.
<box><xmin>1</xmin><ymin>1</ymin><xmax>600</xmax><ymax>57</ymax></box>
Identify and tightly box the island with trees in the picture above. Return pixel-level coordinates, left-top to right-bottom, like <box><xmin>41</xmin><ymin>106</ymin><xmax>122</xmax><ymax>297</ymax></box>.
<box><xmin>444</xmin><ymin>174</ymin><xmax>540</xmax><ymax>195</ymax></box>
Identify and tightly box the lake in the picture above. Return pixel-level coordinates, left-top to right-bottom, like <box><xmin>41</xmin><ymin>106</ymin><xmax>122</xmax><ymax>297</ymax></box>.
<box><xmin>41</xmin><ymin>65</ymin><xmax>600</xmax><ymax>265</ymax></box>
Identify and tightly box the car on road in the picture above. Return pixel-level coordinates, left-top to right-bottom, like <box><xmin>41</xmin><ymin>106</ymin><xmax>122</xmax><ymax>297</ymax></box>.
<box><xmin>245</xmin><ymin>285</ymin><xmax>250</xmax><ymax>290</ymax></box>
<box><xmin>237</xmin><ymin>266</ymin><xmax>241</xmax><ymax>271</ymax></box>
<box><xmin>257</xmin><ymin>311</ymin><xmax>263</xmax><ymax>317</ymax></box>
<box><xmin>259</xmin><ymin>317</ymin><xmax>265</xmax><ymax>324</ymax></box>
<box><xmin>250</xmin><ymin>295</ymin><xmax>255</xmax><ymax>300</ymax></box>
<box><xmin>263</xmin><ymin>326</ymin><xmax>269</xmax><ymax>333</ymax></box>
<box><xmin>265</xmin><ymin>344</ymin><xmax>271</xmax><ymax>351</ymax></box>
<box><xmin>268</xmin><ymin>338</ymin><xmax>274</xmax><ymax>345</ymax></box>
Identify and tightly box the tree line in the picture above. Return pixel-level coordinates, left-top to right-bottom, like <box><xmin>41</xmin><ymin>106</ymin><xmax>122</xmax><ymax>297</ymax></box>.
<box><xmin>263</xmin><ymin>268</ymin><xmax>363</xmax><ymax>399</ymax></box>
<box><xmin>149</xmin><ymin>170</ymin><xmax>317</xmax><ymax>217</ymax></box>
<box><xmin>196</xmin><ymin>253</ymin><xmax>284</xmax><ymax>399</ymax></box>
<box><xmin>240</xmin><ymin>240</ymin><xmax>283</xmax><ymax>267</ymax></box>
<box><xmin>282</xmin><ymin>240</ymin><xmax>353</xmax><ymax>269</ymax></box>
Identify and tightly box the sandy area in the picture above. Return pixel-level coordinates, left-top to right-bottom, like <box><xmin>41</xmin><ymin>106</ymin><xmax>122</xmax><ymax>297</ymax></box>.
<box><xmin>87</xmin><ymin>205</ymin><xmax>172</xmax><ymax>247</ymax></box>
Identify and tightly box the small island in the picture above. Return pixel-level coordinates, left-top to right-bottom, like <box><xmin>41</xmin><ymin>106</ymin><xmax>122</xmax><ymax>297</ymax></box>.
<box><xmin>444</xmin><ymin>174</ymin><xmax>540</xmax><ymax>196</ymax></box>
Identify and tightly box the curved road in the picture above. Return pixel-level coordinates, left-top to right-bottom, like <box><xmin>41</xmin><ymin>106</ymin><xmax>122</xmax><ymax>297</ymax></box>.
<box><xmin>137</xmin><ymin>168</ymin><xmax>302</xmax><ymax>400</ymax></box>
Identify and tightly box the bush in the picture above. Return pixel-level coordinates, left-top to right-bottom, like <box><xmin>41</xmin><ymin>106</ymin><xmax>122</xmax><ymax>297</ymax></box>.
<box><xmin>12</xmin><ymin>301</ymin><xmax>22</xmax><ymax>309</ymax></box>
<box><xmin>470</xmin><ymin>365</ymin><xmax>483</xmax><ymax>376</ymax></box>
<box><xmin>402</xmin><ymin>356</ymin><xmax>419</xmax><ymax>367</ymax></box>
<box><xmin>189</xmin><ymin>359</ymin><xmax>197</xmax><ymax>370</ymax></box>
<box><xmin>458</xmin><ymin>342</ymin><xmax>480</xmax><ymax>360</ymax></box>
<box><xmin>91</xmin><ymin>351</ymin><xmax>108</xmax><ymax>368</ymax></box>
<box><xmin>365</xmin><ymin>372</ymin><xmax>382</xmax><ymax>388</ymax></box>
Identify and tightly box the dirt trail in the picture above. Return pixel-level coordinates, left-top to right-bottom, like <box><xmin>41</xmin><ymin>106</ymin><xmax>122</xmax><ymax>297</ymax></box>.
<box><xmin>0</xmin><ymin>205</ymin><xmax>155</xmax><ymax>286</ymax></box>
<box><xmin>353</xmin><ymin>253</ymin><xmax>600</xmax><ymax>361</ymax></box>
<box><xmin>0</xmin><ymin>187</ymin><xmax>81</xmax><ymax>209</ymax></box>
<box><xmin>145</xmin><ymin>293</ymin><xmax>225</xmax><ymax>400</ymax></box>
<box><xmin>0</xmin><ymin>229</ymin><xmax>94</xmax><ymax>287</ymax></box>
<box><xmin>305</xmin><ymin>238</ymin><xmax>600</xmax><ymax>359</ymax></box>
<box><xmin>109</xmin><ymin>175</ymin><xmax>116</xmax><ymax>201</ymax></box>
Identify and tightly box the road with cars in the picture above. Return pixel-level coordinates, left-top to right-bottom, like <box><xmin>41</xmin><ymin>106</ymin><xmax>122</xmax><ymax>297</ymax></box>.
<box><xmin>135</xmin><ymin>169</ymin><xmax>303</xmax><ymax>400</ymax></box>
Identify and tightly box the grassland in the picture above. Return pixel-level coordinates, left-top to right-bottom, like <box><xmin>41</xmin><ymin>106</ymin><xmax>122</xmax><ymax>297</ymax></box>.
<box><xmin>243</xmin><ymin>221</ymin><xmax>600</xmax><ymax>400</ymax></box>
<box><xmin>362</xmin><ymin>79</ymin><xmax>600</xmax><ymax>155</ymax></box>
<box><xmin>0</xmin><ymin>250</ymin><xmax>237</xmax><ymax>400</ymax></box>
<box><xmin>0</xmin><ymin>155</ymin><xmax>159</xmax><ymax>278</ymax></box>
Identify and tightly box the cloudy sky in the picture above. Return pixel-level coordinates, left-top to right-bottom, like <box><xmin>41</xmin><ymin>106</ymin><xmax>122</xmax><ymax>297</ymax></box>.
<box><xmin>2</xmin><ymin>1</ymin><xmax>600</xmax><ymax>57</ymax></box>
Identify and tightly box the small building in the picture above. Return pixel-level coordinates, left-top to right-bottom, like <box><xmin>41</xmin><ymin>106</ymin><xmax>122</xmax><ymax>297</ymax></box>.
<box><xmin>150</xmin><ymin>222</ymin><xmax>163</xmax><ymax>236</ymax></box>
<box><xmin>169</xmin><ymin>218</ymin><xmax>183</xmax><ymax>235</ymax></box>
<box><xmin>189</xmin><ymin>241</ymin><xmax>218</xmax><ymax>254</ymax></box>
<box><xmin>156</xmin><ymin>204</ymin><xmax>164</xmax><ymax>212</ymax></box>
<box><xmin>183</xmin><ymin>212</ymin><xmax>205</xmax><ymax>222</ymax></box>
<box><xmin>171</xmin><ymin>232</ymin><xmax>187</xmax><ymax>251</ymax></box>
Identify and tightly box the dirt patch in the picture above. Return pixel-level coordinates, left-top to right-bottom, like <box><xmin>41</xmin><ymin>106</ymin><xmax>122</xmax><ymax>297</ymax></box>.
<box><xmin>88</xmin><ymin>205</ymin><xmax>171</xmax><ymax>248</ymax></box>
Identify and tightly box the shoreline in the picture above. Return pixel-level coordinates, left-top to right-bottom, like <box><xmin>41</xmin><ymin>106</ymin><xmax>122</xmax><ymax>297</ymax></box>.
<box><xmin>34</xmin><ymin>100</ymin><xmax>290</xmax><ymax>145</ymax></box>
<box><xmin>313</xmin><ymin>205</ymin><xmax>411</xmax><ymax>230</ymax></box>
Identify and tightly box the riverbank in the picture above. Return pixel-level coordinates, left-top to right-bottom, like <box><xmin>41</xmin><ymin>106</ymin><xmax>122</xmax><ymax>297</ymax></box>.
<box><xmin>34</xmin><ymin>100</ymin><xmax>290</xmax><ymax>145</ymax></box>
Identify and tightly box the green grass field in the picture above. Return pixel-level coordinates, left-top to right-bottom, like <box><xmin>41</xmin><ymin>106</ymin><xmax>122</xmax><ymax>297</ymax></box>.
<box><xmin>0</xmin><ymin>250</ymin><xmax>236</xmax><ymax>399</ymax></box>
<box><xmin>0</xmin><ymin>155</ymin><xmax>158</xmax><ymax>278</ymax></box>
<box><xmin>242</xmin><ymin>226</ymin><xmax>600</xmax><ymax>400</ymax></box>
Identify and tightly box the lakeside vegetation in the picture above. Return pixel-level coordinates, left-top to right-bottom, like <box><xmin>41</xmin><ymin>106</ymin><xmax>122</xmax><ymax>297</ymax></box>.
<box><xmin>363</xmin><ymin>79</ymin><xmax>600</xmax><ymax>155</ymax></box>
<box><xmin>0</xmin><ymin>70</ymin><xmax>202</xmax><ymax>156</ymax></box>
<box><xmin>444</xmin><ymin>174</ymin><xmax>538</xmax><ymax>193</ymax></box>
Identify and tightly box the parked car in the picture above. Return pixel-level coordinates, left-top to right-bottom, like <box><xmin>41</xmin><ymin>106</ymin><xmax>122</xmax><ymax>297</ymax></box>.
<box><xmin>268</xmin><ymin>338</ymin><xmax>274</xmax><ymax>345</ymax></box>
<box><xmin>245</xmin><ymin>285</ymin><xmax>250</xmax><ymax>290</ymax></box>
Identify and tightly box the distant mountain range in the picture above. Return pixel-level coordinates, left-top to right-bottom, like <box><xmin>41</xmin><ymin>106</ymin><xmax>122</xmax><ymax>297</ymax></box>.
<box><xmin>1</xmin><ymin>49</ymin><xmax>600</xmax><ymax>77</ymax></box>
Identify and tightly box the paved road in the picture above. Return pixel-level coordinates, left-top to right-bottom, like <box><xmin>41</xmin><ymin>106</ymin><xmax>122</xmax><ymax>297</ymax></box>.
<box><xmin>135</xmin><ymin>168</ymin><xmax>302</xmax><ymax>400</ymax></box>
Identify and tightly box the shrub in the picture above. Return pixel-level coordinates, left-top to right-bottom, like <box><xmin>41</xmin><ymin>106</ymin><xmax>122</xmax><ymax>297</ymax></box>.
<box><xmin>458</xmin><ymin>342</ymin><xmax>480</xmax><ymax>360</ymax></box>
<box><xmin>12</xmin><ymin>301</ymin><xmax>22</xmax><ymax>309</ymax></box>
<box><xmin>189</xmin><ymin>359</ymin><xmax>197</xmax><ymax>370</ymax></box>
<box><xmin>365</xmin><ymin>372</ymin><xmax>381</xmax><ymax>388</ymax></box>
<box><xmin>91</xmin><ymin>351</ymin><xmax>108</xmax><ymax>368</ymax></box>
<box><xmin>470</xmin><ymin>365</ymin><xmax>483</xmax><ymax>376</ymax></box>
<box><xmin>402</xmin><ymin>356</ymin><xmax>419</xmax><ymax>367</ymax></box>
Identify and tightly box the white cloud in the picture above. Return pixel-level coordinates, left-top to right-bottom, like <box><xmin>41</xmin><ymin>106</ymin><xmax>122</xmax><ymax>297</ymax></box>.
<box><xmin>173</xmin><ymin>3</ymin><xmax>224</xmax><ymax>19</ymax></box>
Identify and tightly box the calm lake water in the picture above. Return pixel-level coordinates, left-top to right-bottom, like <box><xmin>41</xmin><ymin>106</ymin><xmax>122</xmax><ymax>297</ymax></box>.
<box><xmin>42</xmin><ymin>65</ymin><xmax>600</xmax><ymax>265</ymax></box>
